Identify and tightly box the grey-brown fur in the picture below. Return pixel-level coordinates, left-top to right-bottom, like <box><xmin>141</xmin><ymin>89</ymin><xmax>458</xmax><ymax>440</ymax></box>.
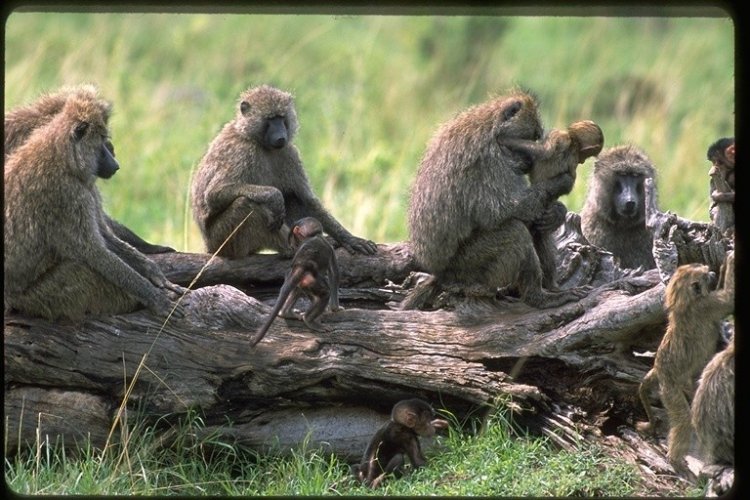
<box><xmin>637</xmin><ymin>261</ymin><xmax>734</xmax><ymax>471</ymax></box>
<box><xmin>190</xmin><ymin>85</ymin><xmax>377</xmax><ymax>259</ymax></box>
<box><xmin>4</xmin><ymin>84</ymin><xmax>175</xmax><ymax>254</ymax></box>
<box><xmin>407</xmin><ymin>89</ymin><xmax>587</xmax><ymax>308</ymax></box>
<box><xmin>3</xmin><ymin>89</ymin><xmax>184</xmax><ymax>321</ymax></box>
<box><xmin>580</xmin><ymin>145</ymin><xmax>656</xmax><ymax>269</ymax></box>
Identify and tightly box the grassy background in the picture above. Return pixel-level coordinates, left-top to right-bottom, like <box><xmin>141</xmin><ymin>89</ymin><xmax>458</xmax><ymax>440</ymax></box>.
<box><xmin>4</xmin><ymin>11</ymin><xmax>734</xmax><ymax>252</ymax></box>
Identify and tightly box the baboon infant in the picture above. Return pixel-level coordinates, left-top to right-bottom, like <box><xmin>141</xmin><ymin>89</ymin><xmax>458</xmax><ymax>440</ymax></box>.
<box><xmin>4</xmin><ymin>84</ymin><xmax>175</xmax><ymax>254</ymax></box>
<box><xmin>706</xmin><ymin>136</ymin><xmax>735</xmax><ymax>234</ymax></box>
<box><xmin>580</xmin><ymin>145</ymin><xmax>657</xmax><ymax>269</ymax></box>
<box><xmin>408</xmin><ymin>89</ymin><xmax>588</xmax><ymax>308</ymax></box>
<box><xmin>637</xmin><ymin>259</ymin><xmax>734</xmax><ymax>471</ymax></box>
<box><xmin>191</xmin><ymin>84</ymin><xmax>377</xmax><ymax>259</ymax></box>
<box><xmin>4</xmin><ymin>89</ymin><xmax>184</xmax><ymax>321</ymax></box>
<box><xmin>497</xmin><ymin>120</ymin><xmax>604</xmax><ymax>288</ymax></box>
<box><xmin>250</xmin><ymin>217</ymin><xmax>340</xmax><ymax>347</ymax></box>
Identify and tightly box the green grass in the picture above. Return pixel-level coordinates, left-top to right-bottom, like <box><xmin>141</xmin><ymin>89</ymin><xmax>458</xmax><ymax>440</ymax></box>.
<box><xmin>3</xmin><ymin>403</ymin><xmax>703</xmax><ymax>496</ymax></box>
<box><xmin>4</xmin><ymin>11</ymin><xmax>734</xmax><ymax>250</ymax></box>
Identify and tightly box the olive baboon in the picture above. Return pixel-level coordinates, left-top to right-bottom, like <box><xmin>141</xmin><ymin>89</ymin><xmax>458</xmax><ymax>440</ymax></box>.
<box><xmin>3</xmin><ymin>90</ymin><xmax>185</xmax><ymax>321</ymax></box>
<box><xmin>691</xmin><ymin>334</ymin><xmax>734</xmax><ymax>466</ymax></box>
<box><xmin>637</xmin><ymin>259</ymin><xmax>734</xmax><ymax>471</ymax></box>
<box><xmin>4</xmin><ymin>84</ymin><xmax>175</xmax><ymax>254</ymax></box>
<box><xmin>580</xmin><ymin>145</ymin><xmax>656</xmax><ymax>270</ymax></box>
<box><xmin>497</xmin><ymin>120</ymin><xmax>604</xmax><ymax>289</ymax></box>
<box><xmin>407</xmin><ymin>89</ymin><xmax>588</xmax><ymax>308</ymax></box>
<box><xmin>355</xmin><ymin>399</ymin><xmax>449</xmax><ymax>488</ymax></box>
<box><xmin>190</xmin><ymin>85</ymin><xmax>377</xmax><ymax>259</ymax></box>
<box><xmin>250</xmin><ymin>217</ymin><xmax>340</xmax><ymax>347</ymax></box>
<box><xmin>706</xmin><ymin>136</ymin><xmax>735</xmax><ymax>234</ymax></box>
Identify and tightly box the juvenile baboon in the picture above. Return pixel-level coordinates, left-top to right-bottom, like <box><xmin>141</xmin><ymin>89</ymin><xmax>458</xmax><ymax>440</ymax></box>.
<box><xmin>407</xmin><ymin>89</ymin><xmax>588</xmax><ymax>308</ymax></box>
<box><xmin>250</xmin><ymin>217</ymin><xmax>340</xmax><ymax>347</ymax></box>
<box><xmin>498</xmin><ymin>120</ymin><xmax>604</xmax><ymax>288</ymax></box>
<box><xmin>190</xmin><ymin>84</ymin><xmax>377</xmax><ymax>259</ymax></box>
<box><xmin>4</xmin><ymin>89</ymin><xmax>185</xmax><ymax>321</ymax></box>
<box><xmin>691</xmin><ymin>334</ymin><xmax>734</xmax><ymax>466</ymax></box>
<box><xmin>355</xmin><ymin>399</ymin><xmax>449</xmax><ymax>488</ymax></box>
<box><xmin>4</xmin><ymin>85</ymin><xmax>175</xmax><ymax>254</ymax></box>
<box><xmin>706</xmin><ymin>137</ymin><xmax>735</xmax><ymax>234</ymax></box>
<box><xmin>580</xmin><ymin>145</ymin><xmax>657</xmax><ymax>269</ymax></box>
<box><xmin>637</xmin><ymin>260</ymin><xmax>734</xmax><ymax>471</ymax></box>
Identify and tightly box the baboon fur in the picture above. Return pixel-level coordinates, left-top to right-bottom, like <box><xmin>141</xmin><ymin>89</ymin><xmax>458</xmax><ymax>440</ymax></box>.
<box><xmin>691</xmin><ymin>335</ymin><xmax>734</xmax><ymax>466</ymax></box>
<box><xmin>637</xmin><ymin>261</ymin><xmax>734</xmax><ymax>470</ymax></box>
<box><xmin>407</xmin><ymin>89</ymin><xmax>586</xmax><ymax>308</ymax></box>
<box><xmin>580</xmin><ymin>145</ymin><xmax>656</xmax><ymax>269</ymax></box>
<box><xmin>4</xmin><ymin>89</ymin><xmax>183</xmax><ymax>321</ymax></box>
<box><xmin>190</xmin><ymin>84</ymin><xmax>376</xmax><ymax>259</ymax></box>
<box><xmin>4</xmin><ymin>84</ymin><xmax>175</xmax><ymax>254</ymax></box>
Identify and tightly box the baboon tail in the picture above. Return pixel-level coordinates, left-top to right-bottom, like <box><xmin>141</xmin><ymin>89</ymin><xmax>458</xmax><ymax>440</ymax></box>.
<box><xmin>249</xmin><ymin>267</ymin><xmax>304</xmax><ymax>348</ymax></box>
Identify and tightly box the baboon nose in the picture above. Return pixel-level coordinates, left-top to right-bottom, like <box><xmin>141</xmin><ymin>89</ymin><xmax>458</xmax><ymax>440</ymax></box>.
<box><xmin>271</xmin><ymin>137</ymin><xmax>287</xmax><ymax>149</ymax></box>
<box><xmin>625</xmin><ymin>201</ymin><xmax>636</xmax><ymax>212</ymax></box>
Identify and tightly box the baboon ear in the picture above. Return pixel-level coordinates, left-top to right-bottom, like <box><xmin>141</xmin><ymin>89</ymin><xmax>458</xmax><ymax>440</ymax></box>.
<box><xmin>72</xmin><ymin>122</ymin><xmax>89</xmax><ymax>142</ymax></box>
<box><xmin>502</xmin><ymin>100</ymin><xmax>523</xmax><ymax>121</ymax></box>
<box><xmin>240</xmin><ymin>101</ymin><xmax>251</xmax><ymax>115</ymax></box>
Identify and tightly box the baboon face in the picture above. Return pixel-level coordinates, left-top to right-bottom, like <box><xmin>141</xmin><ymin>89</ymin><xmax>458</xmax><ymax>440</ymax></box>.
<box><xmin>392</xmin><ymin>399</ymin><xmax>448</xmax><ymax>437</ymax></box>
<box><xmin>612</xmin><ymin>173</ymin><xmax>645</xmax><ymax>220</ymax></box>
<box><xmin>64</xmin><ymin>98</ymin><xmax>118</xmax><ymax>182</ymax></box>
<box><xmin>234</xmin><ymin>85</ymin><xmax>299</xmax><ymax>149</ymax></box>
<box><xmin>666</xmin><ymin>264</ymin><xmax>717</xmax><ymax>311</ymax></box>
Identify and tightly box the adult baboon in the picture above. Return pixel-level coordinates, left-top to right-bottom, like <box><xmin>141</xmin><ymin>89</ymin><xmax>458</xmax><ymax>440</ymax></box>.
<box><xmin>4</xmin><ymin>84</ymin><xmax>175</xmax><ymax>254</ymax></box>
<box><xmin>498</xmin><ymin>120</ymin><xmax>604</xmax><ymax>289</ymax></box>
<box><xmin>190</xmin><ymin>84</ymin><xmax>377</xmax><ymax>259</ymax></box>
<box><xmin>407</xmin><ymin>89</ymin><xmax>587</xmax><ymax>308</ymax></box>
<box><xmin>4</xmin><ymin>90</ymin><xmax>185</xmax><ymax>321</ymax></box>
<box><xmin>637</xmin><ymin>258</ymin><xmax>734</xmax><ymax>471</ymax></box>
<box><xmin>580</xmin><ymin>145</ymin><xmax>656</xmax><ymax>269</ymax></box>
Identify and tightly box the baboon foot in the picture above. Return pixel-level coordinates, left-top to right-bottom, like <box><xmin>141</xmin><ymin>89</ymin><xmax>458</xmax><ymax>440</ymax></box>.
<box><xmin>303</xmin><ymin>317</ymin><xmax>329</xmax><ymax>333</ymax></box>
<box><xmin>635</xmin><ymin>420</ymin><xmax>654</xmax><ymax>435</ymax></box>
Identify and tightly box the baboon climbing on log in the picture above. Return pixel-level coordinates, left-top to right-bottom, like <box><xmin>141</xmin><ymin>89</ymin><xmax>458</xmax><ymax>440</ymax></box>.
<box><xmin>498</xmin><ymin>120</ymin><xmax>604</xmax><ymax>289</ymax></box>
<box><xmin>407</xmin><ymin>89</ymin><xmax>588</xmax><ymax>308</ymax></box>
<box><xmin>3</xmin><ymin>89</ymin><xmax>185</xmax><ymax>321</ymax></box>
<box><xmin>190</xmin><ymin>84</ymin><xmax>377</xmax><ymax>259</ymax></box>
<box><xmin>4</xmin><ymin>84</ymin><xmax>175</xmax><ymax>254</ymax></box>
<box><xmin>580</xmin><ymin>145</ymin><xmax>657</xmax><ymax>270</ymax></box>
<box><xmin>355</xmin><ymin>398</ymin><xmax>449</xmax><ymax>488</ymax></box>
<box><xmin>250</xmin><ymin>217</ymin><xmax>341</xmax><ymax>347</ymax></box>
<box><xmin>637</xmin><ymin>256</ymin><xmax>734</xmax><ymax>471</ymax></box>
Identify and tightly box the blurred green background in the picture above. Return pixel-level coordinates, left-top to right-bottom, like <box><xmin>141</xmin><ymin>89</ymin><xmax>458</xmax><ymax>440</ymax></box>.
<box><xmin>4</xmin><ymin>11</ymin><xmax>734</xmax><ymax>251</ymax></box>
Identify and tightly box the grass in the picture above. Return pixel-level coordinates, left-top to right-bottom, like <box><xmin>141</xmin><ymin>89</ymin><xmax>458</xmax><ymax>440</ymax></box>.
<box><xmin>4</xmin><ymin>11</ymin><xmax>734</xmax><ymax>250</ymax></box>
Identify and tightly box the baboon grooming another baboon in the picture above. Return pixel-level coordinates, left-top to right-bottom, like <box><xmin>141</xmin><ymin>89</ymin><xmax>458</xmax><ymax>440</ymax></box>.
<box><xmin>4</xmin><ymin>89</ymin><xmax>185</xmax><ymax>321</ymax></box>
<box><xmin>580</xmin><ymin>145</ymin><xmax>656</xmax><ymax>269</ymax></box>
<box><xmin>355</xmin><ymin>399</ymin><xmax>449</xmax><ymax>488</ymax></box>
<box><xmin>190</xmin><ymin>85</ymin><xmax>377</xmax><ymax>259</ymax></box>
<box><xmin>250</xmin><ymin>217</ymin><xmax>340</xmax><ymax>347</ymax></box>
<box><xmin>498</xmin><ymin>120</ymin><xmax>604</xmax><ymax>289</ymax></box>
<box><xmin>407</xmin><ymin>89</ymin><xmax>588</xmax><ymax>308</ymax></box>
<box><xmin>637</xmin><ymin>258</ymin><xmax>734</xmax><ymax>471</ymax></box>
<box><xmin>4</xmin><ymin>85</ymin><xmax>175</xmax><ymax>254</ymax></box>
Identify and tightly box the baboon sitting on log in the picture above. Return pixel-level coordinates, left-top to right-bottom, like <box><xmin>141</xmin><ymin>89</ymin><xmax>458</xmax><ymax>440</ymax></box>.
<box><xmin>4</xmin><ymin>84</ymin><xmax>175</xmax><ymax>254</ymax></box>
<box><xmin>580</xmin><ymin>145</ymin><xmax>657</xmax><ymax>270</ymax></box>
<box><xmin>637</xmin><ymin>257</ymin><xmax>734</xmax><ymax>472</ymax></box>
<box><xmin>407</xmin><ymin>89</ymin><xmax>587</xmax><ymax>308</ymax></box>
<box><xmin>190</xmin><ymin>84</ymin><xmax>377</xmax><ymax>259</ymax></box>
<box><xmin>4</xmin><ymin>88</ymin><xmax>185</xmax><ymax>321</ymax></box>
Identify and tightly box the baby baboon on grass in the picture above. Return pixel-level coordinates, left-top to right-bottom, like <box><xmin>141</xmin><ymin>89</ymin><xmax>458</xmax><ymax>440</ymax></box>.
<box><xmin>407</xmin><ymin>89</ymin><xmax>587</xmax><ymax>308</ymax></box>
<box><xmin>498</xmin><ymin>120</ymin><xmax>604</xmax><ymax>289</ymax></box>
<box><xmin>4</xmin><ymin>84</ymin><xmax>175</xmax><ymax>254</ymax></box>
<box><xmin>580</xmin><ymin>145</ymin><xmax>657</xmax><ymax>270</ymax></box>
<box><xmin>637</xmin><ymin>257</ymin><xmax>734</xmax><ymax>471</ymax></box>
<box><xmin>190</xmin><ymin>84</ymin><xmax>377</xmax><ymax>259</ymax></box>
<box><xmin>4</xmin><ymin>89</ymin><xmax>185</xmax><ymax>321</ymax></box>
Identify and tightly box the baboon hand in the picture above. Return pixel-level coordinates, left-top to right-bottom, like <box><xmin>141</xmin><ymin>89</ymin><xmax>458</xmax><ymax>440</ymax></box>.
<box><xmin>148</xmin><ymin>293</ymin><xmax>185</xmax><ymax>321</ymax></box>
<box><xmin>263</xmin><ymin>203</ymin><xmax>286</xmax><ymax>232</ymax></box>
<box><xmin>341</xmin><ymin>235</ymin><xmax>378</xmax><ymax>255</ymax></box>
<box><xmin>532</xmin><ymin>201</ymin><xmax>567</xmax><ymax>233</ymax></box>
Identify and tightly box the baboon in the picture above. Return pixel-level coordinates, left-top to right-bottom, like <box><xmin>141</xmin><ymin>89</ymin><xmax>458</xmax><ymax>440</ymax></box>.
<box><xmin>407</xmin><ymin>89</ymin><xmax>588</xmax><ymax>308</ymax></box>
<box><xmin>4</xmin><ymin>84</ymin><xmax>175</xmax><ymax>254</ymax></box>
<box><xmin>706</xmin><ymin>137</ymin><xmax>735</xmax><ymax>234</ymax></box>
<box><xmin>580</xmin><ymin>145</ymin><xmax>656</xmax><ymax>269</ymax></box>
<box><xmin>190</xmin><ymin>84</ymin><xmax>377</xmax><ymax>259</ymax></box>
<box><xmin>691</xmin><ymin>334</ymin><xmax>734</xmax><ymax>466</ymax></box>
<box><xmin>637</xmin><ymin>259</ymin><xmax>734</xmax><ymax>471</ymax></box>
<box><xmin>498</xmin><ymin>120</ymin><xmax>604</xmax><ymax>288</ymax></box>
<box><xmin>355</xmin><ymin>398</ymin><xmax>449</xmax><ymax>488</ymax></box>
<box><xmin>4</xmin><ymin>89</ymin><xmax>185</xmax><ymax>321</ymax></box>
<box><xmin>250</xmin><ymin>217</ymin><xmax>340</xmax><ymax>347</ymax></box>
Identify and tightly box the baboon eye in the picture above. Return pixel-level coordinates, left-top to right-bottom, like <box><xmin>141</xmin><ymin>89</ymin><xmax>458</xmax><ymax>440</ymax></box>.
<box><xmin>502</xmin><ymin>101</ymin><xmax>522</xmax><ymax>121</ymax></box>
<box><xmin>691</xmin><ymin>281</ymin><xmax>702</xmax><ymax>295</ymax></box>
<box><xmin>240</xmin><ymin>101</ymin><xmax>251</xmax><ymax>115</ymax></box>
<box><xmin>73</xmin><ymin>122</ymin><xmax>89</xmax><ymax>142</ymax></box>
